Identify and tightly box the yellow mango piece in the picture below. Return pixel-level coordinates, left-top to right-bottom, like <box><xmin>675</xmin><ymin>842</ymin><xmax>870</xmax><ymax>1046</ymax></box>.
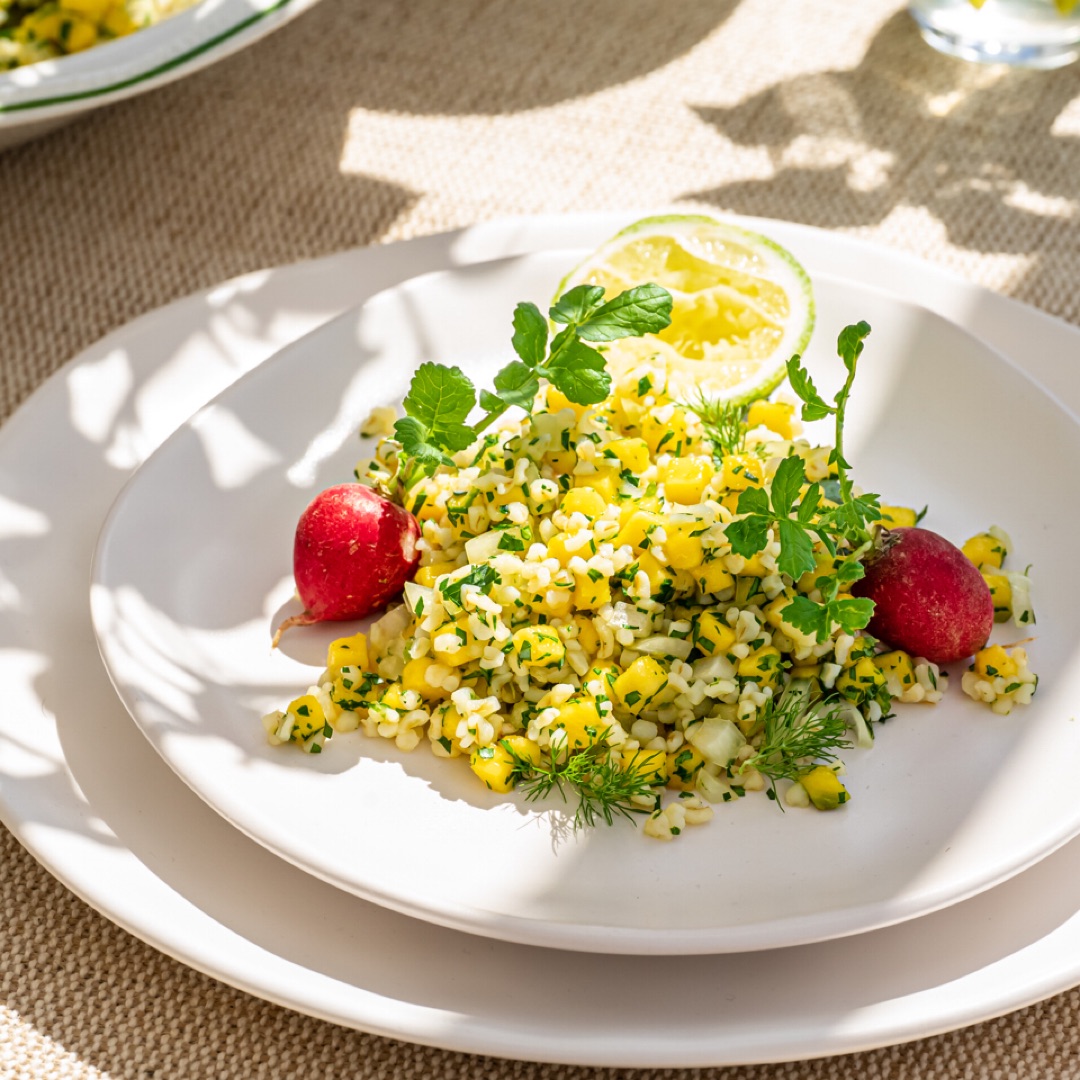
<box><xmin>747</xmin><ymin>400</ymin><xmax>797</xmax><ymax>440</ymax></box>
<box><xmin>634</xmin><ymin>550</ymin><xmax>676</xmax><ymax>598</ymax></box>
<box><xmin>327</xmin><ymin>632</ymin><xmax>370</xmax><ymax>679</ymax></box>
<box><xmin>983</xmin><ymin>572</ymin><xmax>1012</xmax><ymax>623</ymax></box>
<box><xmin>962</xmin><ymin>532</ymin><xmax>1008</xmax><ymax>570</ymax></box>
<box><xmin>720</xmin><ymin>453</ymin><xmax>763</xmax><ymax>492</ymax></box>
<box><xmin>737</xmin><ymin>646</ymin><xmax>784</xmax><ymax>690</ymax></box>
<box><xmin>414</xmin><ymin>561</ymin><xmax>459</xmax><ymax>588</ymax></box>
<box><xmin>662</xmin><ymin>517</ymin><xmax>705</xmax><ymax>570</ymax></box>
<box><xmin>557</xmin><ymin>699</ymin><xmax>603</xmax><ymax>750</ymax></box>
<box><xmin>875</xmin><ymin>649</ymin><xmax>915</xmax><ymax>690</ymax></box>
<box><xmin>542</xmin><ymin>448</ymin><xmax>577</xmax><ymax>476</ymax></box>
<box><xmin>621</xmin><ymin>746</ymin><xmax>668</xmax><ymax>785</ymax></box>
<box><xmin>613</xmin><ymin>656</ymin><xmax>669</xmax><ymax>714</ymax></box>
<box><xmin>697</xmin><ymin>559</ymin><xmax>735</xmax><ymax>595</ymax></box>
<box><xmin>574</xmin><ymin>573</ymin><xmax>611</xmax><ymax>611</ymax></box>
<box><xmin>660</xmin><ymin>456</ymin><xmax>715</xmax><ymax>505</ymax></box>
<box><xmin>836</xmin><ymin>655</ymin><xmax>887</xmax><ymax>703</ymax></box>
<box><xmin>469</xmin><ymin>736</ymin><xmax>541</xmax><ymax>793</ymax></box>
<box><xmin>604</xmin><ymin>437</ymin><xmax>652</xmax><ymax>474</ymax></box>
<box><xmin>800</xmin><ymin>766</ymin><xmax>850</xmax><ymax>810</ymax></box>
<box><xmin>666</xmin><ymin>745</ymin><xmax>706</xmax><ymax>790</ymax></box>
<box><xmin>693</xmin><ymin>611</ymin><xmax>737</xmax><ymax>657</ymax></box>
<box><xmin>285</xmin><ymin>694</ymin><xmax>330</xmax><ymax>742</ymax></box>
<box><xmin>641</xmin><ymin>405</ymin><xmax>690</xmax><ymax>455</ymax></box>
<box><xmin>546</xmin><ymin>386</ymin><xmax>588</xmax><ymax>417</ymax></box>
<box><xmin>616</xmin><ymin>508</ymin><xmax>665</xmax><ymax>550</ymax></box>
<box><xmin>879</xmin><ymin>505</ymin><xmax>917</xmax><ymax>528</ymax></box>
<box><xmin>511</xmin><ymin>625</ymin><xmax>566</xmax><ymax>669</ymax></box>
<box><xmin>572</xmin><ymin>468</ymin><xmax>619</xmax><ymax>503</ymax></box>
<box><xmin>973</xmin><ymin>644</ymin><xmax>1019</xmax><ymax>679</ymax></box>
<box><xmin>561</xmin><ymin>487</ymin><xmax>606</xmax><ymax>519</ymax></box>
<box><xmin>401</xmin><ymin>656</ymin><xmax>448</xmax><ymax>701</ymax></box>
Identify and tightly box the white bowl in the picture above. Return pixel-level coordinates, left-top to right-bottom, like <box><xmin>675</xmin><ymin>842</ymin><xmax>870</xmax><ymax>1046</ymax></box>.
<box><xmin>0</xmin><ymin>0</ymin><xmax>323</xmax><ymax>150</ymax></box>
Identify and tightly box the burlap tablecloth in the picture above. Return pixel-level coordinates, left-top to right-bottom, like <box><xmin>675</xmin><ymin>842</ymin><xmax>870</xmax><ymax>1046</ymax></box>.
<box><xmin>4</xmin><ymin>0</ymin><xmax>1080</xmax><ymax>1075</ymax></box>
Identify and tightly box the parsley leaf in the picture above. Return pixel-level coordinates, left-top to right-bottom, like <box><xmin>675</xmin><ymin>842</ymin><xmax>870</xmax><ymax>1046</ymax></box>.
<box><xmin>492</xmin><ymin>361</ymin><xmax>541</xmax><ymax>410</ymax></box>
<box><xmin>511</xmin><ymin>302</ymin><xmax>548</xmax><ymax>367</ymax></box>
<box><xmin>575</xmin><ymin>284</ymin><xmax>674</xmax><ymax>342</ymax></box>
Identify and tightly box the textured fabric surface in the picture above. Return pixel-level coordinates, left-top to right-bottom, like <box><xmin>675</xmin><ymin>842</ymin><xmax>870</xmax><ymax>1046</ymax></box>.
<box><xmin>3</xmin><ymin>0</ymin><xmax>1080</xmax><ymax>1075</ymax></box>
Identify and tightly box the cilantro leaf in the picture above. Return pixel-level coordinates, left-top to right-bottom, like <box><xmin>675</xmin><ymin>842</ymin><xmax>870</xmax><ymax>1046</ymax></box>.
<box><xmin>576</xmin><ymin>284</ymin><xmax>674</xmax><ymax>342</ymax></box>
<box><xmin>550</xmin><ymin>285</ymin><xmax>605</xmax><ymax>326</ymax></box>
<box><xmin>511</xmin><ymin>302</ymin><xmax>548</xmax><ymax>367</ymax></box>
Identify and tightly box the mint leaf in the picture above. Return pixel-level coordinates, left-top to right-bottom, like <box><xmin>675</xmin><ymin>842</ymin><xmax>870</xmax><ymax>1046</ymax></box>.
<box><xmin>577</xmin><ymin>284</ymin><xmax>673</xmax><ymax>342</ymax></box>
<box><xmin>550</xmin><ymin>285</ymin><xmax>605</xmax><ymax>326</ymax></box>
<box><xmin>770</xmin><ymin>455</ymin><xmax>805</xmax><ymax>518</ymax></box>
<box><xmin>786</xmin><ymin>355</ymin><xmax>832</xmax><ymax>422</ymax></box>
<box><xmin>493</xmin><ymin>361</ymin><xmax>540</xmax><ymax>410</ymax></box>
<box><xmin>511</xmin><ymin>303</ymin><xmax>548</xmax><ymax>367</ymax></box>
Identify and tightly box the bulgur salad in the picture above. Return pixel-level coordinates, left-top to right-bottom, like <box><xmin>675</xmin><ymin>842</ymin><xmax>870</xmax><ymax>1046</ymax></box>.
<box><xmin>262</xmin><ymin>278</ymin><xmax>1038</xmax><ymax>840</ymax></box>
<box><xmin>0</xmin><ymin>0</ymin><xmax>196</xmax><ymax>69</ymax></box>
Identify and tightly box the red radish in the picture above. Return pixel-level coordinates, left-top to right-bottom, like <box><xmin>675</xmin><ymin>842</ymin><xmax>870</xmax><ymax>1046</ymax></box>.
<box><xmin>272</xmin><ymin>483</ymin><xmax>421</xmax><ymax>645</ymax></box>
<box><xmin>851</xmin><ymin>527</ymin><xmax>993</xmax><ymax>666</ymax></box>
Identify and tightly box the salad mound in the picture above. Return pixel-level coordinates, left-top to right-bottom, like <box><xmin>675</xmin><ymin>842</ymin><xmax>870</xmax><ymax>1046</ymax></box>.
<box><xmin>262</xmin><ymin>283</ymin><xmax>1040</xmax><ymax>837</ymax></box>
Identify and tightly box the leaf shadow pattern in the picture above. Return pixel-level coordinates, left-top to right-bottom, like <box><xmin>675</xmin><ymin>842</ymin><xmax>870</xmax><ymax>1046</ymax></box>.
<box><xmin>686</xmin><ymin>9</ymin><xmax>1080</xmax><ymax>321</ymax></box>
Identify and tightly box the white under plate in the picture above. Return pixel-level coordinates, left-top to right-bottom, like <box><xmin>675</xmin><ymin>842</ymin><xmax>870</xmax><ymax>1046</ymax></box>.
<box><xmin>1</xmin><ymin>212</ymin><xmax>1079</xmax><ymax>1065</ymax></box>
<box><xmin>90</xmin><ymin>243</ymin><xmax>1080</xmax><ymax>955</ymax></box>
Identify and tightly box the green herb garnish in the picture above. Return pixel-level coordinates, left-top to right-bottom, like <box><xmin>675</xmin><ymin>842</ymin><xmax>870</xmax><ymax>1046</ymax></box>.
<box><xmin>739</xmin><ymin>682</ymin><xmax>851</xmax><ymax>803</ymax></box>
<box><xmin>503</xmin><ymin>733</ymin><xmax>664</xmax><ymax>829</ymax></box>
<box><xmin>393</xmin><ymin>284</ymin><xmax>672</xmax><ymax>482</ymax></box>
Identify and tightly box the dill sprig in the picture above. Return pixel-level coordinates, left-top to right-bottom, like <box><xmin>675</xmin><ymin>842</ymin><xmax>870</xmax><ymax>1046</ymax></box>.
<box><xmin>739</xmin><ymin>682</ymin><xmax>851</xmax><ymax>802</ymax></box>
<box><xmin>685</xmin><ymin>391</ymin><xmax>747</xmax><ymax>459</ymax></box>
<box><xmin>503</xmin><ymin>734</ymin><xmax>663</xmax><ymax>829</ymax></box>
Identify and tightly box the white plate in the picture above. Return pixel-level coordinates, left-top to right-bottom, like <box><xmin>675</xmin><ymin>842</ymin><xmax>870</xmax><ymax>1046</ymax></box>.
<box><xmin>2</xmin><ymin>212</ymin><xmax>1080</xmax><ymax>1065</ymax></box>
<box><xmin>0</xmin><ymin>0</ymin><xmax>323</xmax><ymax>151</ymax></box>
<box><xmin>91</xmin><ymin>243</ymin><xmax>1080</xmax><ymax>955</ymax></box>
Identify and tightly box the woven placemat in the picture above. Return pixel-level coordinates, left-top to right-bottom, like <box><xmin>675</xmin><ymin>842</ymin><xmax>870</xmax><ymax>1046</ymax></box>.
<box><xmin>3</xmin><ymin>0</ymin><xmax>1080</xmax><ymax>1074</ymax></box>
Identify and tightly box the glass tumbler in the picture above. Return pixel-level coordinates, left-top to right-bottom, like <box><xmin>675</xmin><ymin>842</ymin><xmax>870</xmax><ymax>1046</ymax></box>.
<box><xmin>909</xmin><ymin>0</ymin><xmax>1080</xmax><ymax>67</ymax></box>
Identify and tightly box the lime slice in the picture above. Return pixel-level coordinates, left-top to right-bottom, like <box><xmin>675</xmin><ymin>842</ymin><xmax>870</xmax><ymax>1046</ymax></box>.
<box><xmin>557</xmin><ymin>214</ymin><xmax>815</xmax><ymax>404</ymax></box>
